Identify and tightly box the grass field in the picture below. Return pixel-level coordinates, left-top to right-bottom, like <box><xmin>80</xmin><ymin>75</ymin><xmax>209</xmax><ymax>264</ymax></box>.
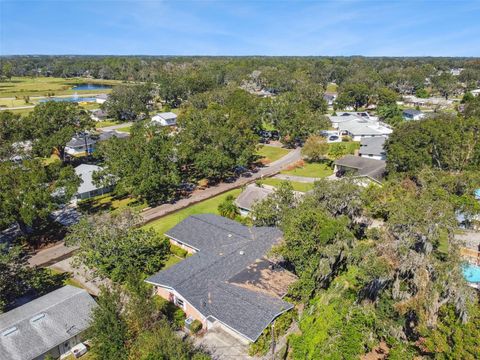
<box><xmin>48</xmin><ymin>268</ymin><xmax>84</xmax><ymax>289</ymax></box>
<box><xmin>116</xmin><ymin>125</ymin><xmax>132</xmax><ymax>133</ymax></box>
<box><xmin>78</xmin><ymin>194</ymin><xmax>147</xmax><ymax>214</ymax></box>
<box><xmin>256</xmin><ymin>145</ymin><xmax>290</xmax><ymax>164</ymax></box>
<box><xmin>259</xmin><ymin>178</ymin><xmax>315</xmax><ymax>192</ymax></box>
<box><xmin>145</xmin><ymin>189</ymin><xmax>242</xmax><ymax>235</ymax></box>
<box><xmin>281</xmin><ymin>161</ymin><xmax>333</xmax><ymax>178</ymax></box>
<box><xmin>0</xmin><ymin>76</ymin><xmax>120</xmax><ymax>97</ymax></box>
<box><xmin>95</xmin><ymin>120</ymin><xmax>121</xmax><ymax>128</ymax></box>
<box><xmin>326</xmin><ymin>82</ymin><xmax>338</xmax><ymax>93</ymax></box>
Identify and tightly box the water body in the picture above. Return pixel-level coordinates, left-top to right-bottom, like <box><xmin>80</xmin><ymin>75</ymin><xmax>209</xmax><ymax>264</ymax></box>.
<box><xmin>462</xmin><ymin>263</ymin><xmax>480</xmax><ymax>283</ymax></box>
<box><xmin>71</xmin><ymin>83</ymin><xmax>112</xmax><ymax>91</ymax></box>
<box><xmin>39</xmin><ymin>96</ymin><xmax>97</xmax><ymax>103</ymax></box>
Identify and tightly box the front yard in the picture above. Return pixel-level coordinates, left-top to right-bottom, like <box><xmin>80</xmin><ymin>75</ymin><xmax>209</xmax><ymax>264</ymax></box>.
<box><xmin>256</xmin><ymin>145</ymin><xmax>290</xmax><ymax>164</ymax></box>
<box><xmin>259</xmin><ymin>178</ymin><xmax>315</xmax><ymax>192</ymax></box>
<box><xmin>145</xmin><ymin>189</ymin><xmax>242</xmax><ymax>235</ymax></box>
<box><xmin>281</xmin><ymin>161</ymin><xmax>333</xmax><ymax>178</ymax></box>
<box><xmin>78</xmin><ymin>194</ymin><xmax>147</xmax><ymax>214</ymax></box>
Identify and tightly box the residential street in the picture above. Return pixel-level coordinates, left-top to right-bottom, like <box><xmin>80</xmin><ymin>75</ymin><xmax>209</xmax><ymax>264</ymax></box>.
<box><xmin>27</xmin><ymin>146</ymin><xmax>301</xmax><ymax>267</ymax></box>
<box><xmin>142</xmin><ymin>146</ymin><xmax>302</xmax><ymax>223</ymax></box>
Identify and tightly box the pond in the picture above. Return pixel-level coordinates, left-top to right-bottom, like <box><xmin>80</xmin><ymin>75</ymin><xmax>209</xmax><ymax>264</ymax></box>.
<box><xmin>39</xmin><ymin>96</ymin><xmax>97</xmax><ymax>103</ymax></box>
<box><xmin>462</xmin><ymin>263</ymin><xmax>480</xmax><ymax>283</ymax></box>
<box><xmin>71</xmin><ymin>83</ymin><xmax>112</xmax><ymax>91</ymax></box>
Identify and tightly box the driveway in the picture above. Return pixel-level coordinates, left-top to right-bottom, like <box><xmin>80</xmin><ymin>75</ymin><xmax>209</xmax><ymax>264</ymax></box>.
<box><xmin>194</xmin><ymin>327</ymin><xmax>252</xmax><ymax>360</ymax></box>
<box><xmin>142</xmin><ymin>147</ymin><xmax>302</xmax><ymax>223</ymax></box>
<box><xmin>49</xmin><ymin>257</ymin><xmax>109</xmax><ymax>296</ymax></box>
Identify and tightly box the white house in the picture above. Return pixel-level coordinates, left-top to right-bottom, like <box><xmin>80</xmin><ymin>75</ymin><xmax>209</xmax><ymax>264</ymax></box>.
<box><xmin>337</xmin><ymin>118</ymin><xmax>392</xmax><ymax>141</ymax></box>
<box><xmin>402</xmin><ymin>109</ymin><xmax>425</xmax><ymax>121</ymax></box>
<box><xmin>0</xmin><ymin>286</ymin><xmax>97</xmax><ymax>360</ymax></box>
<box><xmin>95</xmin><ymin>94</ymin><xmax>109</xmax><ymax>104</ymax></box>
<box><xmin>471</xmin><ymin>89</ymin><xmax>480</xmax><ymax>97</ymax></box>
<box><xmin>75</xmin><ymin>164</ymin><xmax>113</xmax><ymax>200</ymax></box>
<box><xmin>152</xmin><ymin>112</ymin><xmax>177</xmax><ymax>127</ymax></box>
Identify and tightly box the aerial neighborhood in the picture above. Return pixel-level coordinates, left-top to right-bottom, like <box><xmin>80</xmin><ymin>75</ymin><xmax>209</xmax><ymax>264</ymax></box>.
<box><xmin>1</xmin><ymin>2</ymin><xmax>480</xmax><ymax>359</ymax></box>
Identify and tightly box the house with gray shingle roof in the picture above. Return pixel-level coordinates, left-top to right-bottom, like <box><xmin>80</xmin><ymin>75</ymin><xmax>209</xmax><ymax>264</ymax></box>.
<box><xmin>359</xmin><ymin>136</ymin><xmax>387</xmax><ymax>160</ymax></box>
<box><xmin>235</xmin><ymin>184</ymin><xmax>275</xmax><ymax>215</ymax></box>
<box><xmin>146</xmin><ymin>214</ymin><xmax>295</xmax><ymax>343</ymax></box>
<box><xmin>0</xmin><ymin>286</ymin><xmax>97</xmax><ymax>360</ymax></box>
<box><xmin>334</xmin><ymin>155</ymin><xmax>386</xmax><ymax>185</ymax></box>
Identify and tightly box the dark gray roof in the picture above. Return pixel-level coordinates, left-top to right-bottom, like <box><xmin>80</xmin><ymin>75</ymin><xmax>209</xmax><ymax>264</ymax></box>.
<box><xmin>335</xmin><ymin>155</ymin><xmax>386</xmax><ymax>182</ymax></box>
<box><xmin>146</xmin><ymin>214</ymin><xmax>292</xmax><ymax>342</ymax></box>
<box><xmin>359</xmin><ymin>136</ymin><xmax>387</xmax><ymax>157</ymax></box>
<box><xmin>66</xmin><ymin>135</ymin><xmax>96</xmax><ymax>148</ymax></box>
<box><xmin>235</xmin><ymin>185</ymin><xmax>275</xmax><ymax>212</ymax></box>
<box><xmin>0</xmin><ymin>286</ymin><xmax>97</xmax><ymax>360</ymax></box>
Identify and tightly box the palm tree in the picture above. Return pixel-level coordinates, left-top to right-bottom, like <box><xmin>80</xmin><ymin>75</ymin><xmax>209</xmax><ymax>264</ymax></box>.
<box><xmin>218</xmin><ymin>195</ymin><xmax>239</xmax><ymax>220</ymax></box>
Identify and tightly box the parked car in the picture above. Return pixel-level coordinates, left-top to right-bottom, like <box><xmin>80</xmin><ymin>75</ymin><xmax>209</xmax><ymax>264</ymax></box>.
<box><xmin>270</xmin><ymin>130</ymin><xmax>280</xmax><ymax>140</ymax></box>
<box><xmin>327</xmin><ymin>135</ymin><xmax>341</xmax><ymax>143</ymax></box>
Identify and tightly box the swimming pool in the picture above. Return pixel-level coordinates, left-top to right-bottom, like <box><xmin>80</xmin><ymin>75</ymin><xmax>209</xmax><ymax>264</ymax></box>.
<box><xmin>462</xmin><ymin>263</ymin><xmax>480</xmax><ymax>283</ymax></box>
<box><xmin>39</xmin><ymin>97</ymin><xmax>97</xmax><ymax>103</ymax></box>
<box><xmin>71</xmin><ymin>83</ymin><xmax>112</xmax><ymax>91</ymax></box>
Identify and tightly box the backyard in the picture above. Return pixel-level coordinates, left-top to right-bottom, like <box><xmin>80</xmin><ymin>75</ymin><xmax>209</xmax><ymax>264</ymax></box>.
<box><xmin>256</xmin><ymin>145</ymin><xmax>290</xmax><ymax>164</ymax></box>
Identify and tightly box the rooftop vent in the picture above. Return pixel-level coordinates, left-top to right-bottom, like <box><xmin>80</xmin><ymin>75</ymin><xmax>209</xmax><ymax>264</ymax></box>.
<box><xmin>239</xmin><ymin>250</ymin><xmax>245</xmax><ymax>255</ymax></box>
<box><xmin>30</xmin><ymin>313</ymin><xmax>46</xmax><ymax>323</ymax></box>
<box><xmin>2</xmin><ymin>327</ymin><xmax>18</xmax><ymax>337</ymax></box>
<box><xmin>228</xmin><ymin>234</ymin><xmax>233</xmax><ymax>238</ymax></box>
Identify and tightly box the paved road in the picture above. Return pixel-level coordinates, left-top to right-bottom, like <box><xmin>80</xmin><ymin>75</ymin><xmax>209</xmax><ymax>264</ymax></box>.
<box><xmin>97</xmin><ymin>122</ymin><xmax>133</xmax><ymax>131</ymax></box>
<box><xmin>28</xmin><ymin>147</ymin><xmax>301</xmax><ymax>267</ymax></box>
<box><xmin>142</xmin><ymin>147</ymin><xmax>302</xmax><ymax>223</ymax></box>
<box><xmin>0</xmin><ymin>105</ymin><xmax>35</xmax><ymax>111</ymax></box>
<box><xmin>28</xmin><ymin>242</ymin><xmax>78</xmax><ymax>267</ymax></box>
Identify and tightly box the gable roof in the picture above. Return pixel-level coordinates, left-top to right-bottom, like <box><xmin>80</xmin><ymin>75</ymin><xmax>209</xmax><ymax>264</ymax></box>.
<box><xmin>146</xmin><ymin>214</ymin><xmax>293</xmax><ymax>342</ymax></box>
<box><xmin>334</xmin><ymin>155</ymin><xmax>386</xmax><ymax>182</ymax></box>
<box><xmin>0</xmin><ymin>286</ymin><xmax>97</xmax><ymax>360</ymax></box>
<box><xmin>359</xmin><ymin>136</ymin><xmax>387</xmax><ymax>157</ymax></box>
<box><xmin>235</xmin><ymin>184</ymin><xmax>275</xmax><ymax>212</ymax></box>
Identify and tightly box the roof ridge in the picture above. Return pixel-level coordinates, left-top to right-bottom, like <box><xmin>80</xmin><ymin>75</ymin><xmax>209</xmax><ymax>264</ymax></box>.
<box><xmin>190</xmin><ymin>215</ymin><xmax>253</xmax><ymax>241</ymax></box>
<box><xmin>0</xmin><ymin>286</ymin><xmax>85</xmax><ymax>329</ymax></box>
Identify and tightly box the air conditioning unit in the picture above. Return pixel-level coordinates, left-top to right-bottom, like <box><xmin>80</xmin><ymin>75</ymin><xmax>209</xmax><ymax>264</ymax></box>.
<box><xmin>184</xmin><ymin>316</ymin><xmax>194</xmax><ymax>330</ymax></box>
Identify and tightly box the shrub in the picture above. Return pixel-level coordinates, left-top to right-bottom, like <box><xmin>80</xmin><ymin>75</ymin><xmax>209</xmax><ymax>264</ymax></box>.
<box><xmin>170</xmin><ymin>243</ymin><xmax>188</xmax><ymax>258</ymax></box>
<box><xmin>190</xmin><ymin>319</ymin><xmax>203</xmax><ymax>334</ymax></box>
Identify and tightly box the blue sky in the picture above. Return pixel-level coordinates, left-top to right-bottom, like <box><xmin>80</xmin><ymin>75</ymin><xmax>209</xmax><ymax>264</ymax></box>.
<box><xmin>1</xmin><ymin>0</ymin><xmax>480</xmax><ymax>56</ymax></box>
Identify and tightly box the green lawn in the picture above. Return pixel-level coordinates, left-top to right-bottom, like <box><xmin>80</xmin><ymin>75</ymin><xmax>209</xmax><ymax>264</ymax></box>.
<box><xmin>259</xmin><ymin>178</ymin><xmax>315</xmax><ymax>192</ymax></box>
<box><xmin>326</xmin><ymin>83</ymin><xmax>338</xmax><ymax>93</ymax></box>
<box><xmin>48</xmin><ymin>268</ymin><xmax>84</xmax><ymax>289</ymax></box>
<box><xmin>95</xmin><ymin>120</ymin><xmax>121</xmax><ymax>128</ymax></box>
<box><xmin>0</xmin><ymin>76</ymin><xmax>120</xmax><ymax>97</ymax></box>
<box><xmin>78</xmin><ymin>194</ymin><xmax>147</xmax><ymax>214</ymax></box>
<box><xmin>163</xmin><ymin>255</ymin><xmax>183</xmax><ymax>269</ymax></box>
<box><xmin>145</xmin><ymin>189</ymin><xmax>242</xmax><ymax>235</ymax></box>
<box><xmin>256</xmin><ymin>145</ymin><xmax>290</xmax><ymax>164</ymax></box>
<box><xmin>116</xmin><ymin>125</ymin><xmax>132</xmax><ymax>133</ymax></box>
<box><xmin>281</xmin><ymin>162</ymin><xmax>333</xmax><ymax>178</ymax></box>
